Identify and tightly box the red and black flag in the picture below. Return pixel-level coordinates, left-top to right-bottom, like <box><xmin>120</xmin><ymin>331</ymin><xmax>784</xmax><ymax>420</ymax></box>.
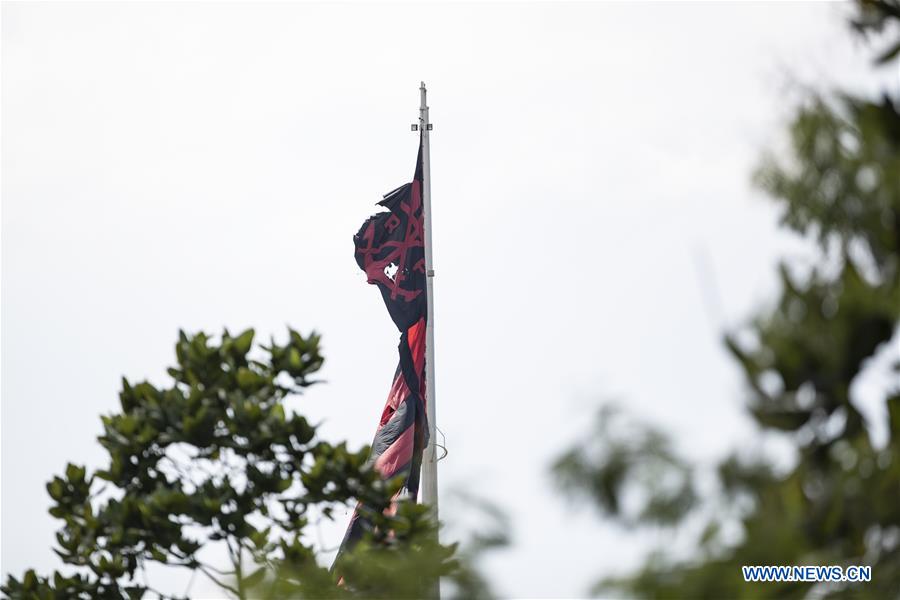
<box><xmin>339</xmin><ymin>136</ymin><xmax>429</xmax><ymax>551</ymax></box>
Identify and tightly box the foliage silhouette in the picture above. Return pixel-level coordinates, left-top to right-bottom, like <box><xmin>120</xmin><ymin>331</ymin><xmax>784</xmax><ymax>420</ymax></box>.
<box><xmin>553</xmin><ymin>2</ymin><xmax>900</xmax><ymax>597</ymax></box>
<box><xmin>2</xmin><ymin>329</ymin><xmax>486</xmax><ymax>599</ymax></box>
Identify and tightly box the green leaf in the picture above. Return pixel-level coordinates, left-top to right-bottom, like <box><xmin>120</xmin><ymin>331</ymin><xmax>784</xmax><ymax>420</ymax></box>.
<box><xmin>250</xmin><ymin>527</ymin><xmax>271</xmax><ymax>549</ymax></box>
<box><xmin>237</xmin><ymin>367</ymin><xmax>265</xmax><ymax>390</ymax></box>
<box><xmin>23</xmin><ymin>570</ymin><xmax>37</xmax><ymax>589</ymax></box>
<box><xmin>243</xmin><ymin>566</ymin><xmax>267</xmax><ymax>589</ymax></box>
<box><xmin>888</xmin><ymin>394</ymin><xmax>900</xmax><ymax>437</ymax></box>
<box><xmin>234</xmin><ymin>329</ymin><xmax>255</xmax><ymax>355</ymax></box>
<box><xmin>149</xmin><ymin>546</ymin><xmax>168</xmax><ymax>563</ymax></box>
<box><xmin>47</xmin><ymin>478</ymin><xmax>64</xmax><ymax>501</ymax></box>
<box><xmin>65</xmin><ymin>464</ymin><xmax>86</xmax><ymax>484</ymax></box>
<box><xmin>289</xmin><ymin>347</ymin><xmax>302</xmax><ymax>369</ymax></box>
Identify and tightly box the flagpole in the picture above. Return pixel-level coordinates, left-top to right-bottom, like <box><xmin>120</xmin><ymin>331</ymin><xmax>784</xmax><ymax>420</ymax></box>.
<box><xmin>419</xmin><ymin>80</ymin><xmax>440</xmax><ymax>542</ymax></box>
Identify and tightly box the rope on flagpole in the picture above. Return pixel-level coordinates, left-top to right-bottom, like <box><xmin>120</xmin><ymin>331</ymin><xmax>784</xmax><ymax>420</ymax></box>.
<box><xmin>436</xmin><ymin>426</ymin><xmax>448</xmax><ymax>461</ymax></box>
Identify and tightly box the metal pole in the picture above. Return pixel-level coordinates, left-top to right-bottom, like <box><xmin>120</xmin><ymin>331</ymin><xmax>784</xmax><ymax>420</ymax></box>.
<box><xmin>419</xmin><ymin>81</ymin><xmax>440</xmax><ymax>600</ymax></box>
<box><xmin>419</xmin><ymin>82</ymin><xmax>438</xmax><ymax>519</ymax></box>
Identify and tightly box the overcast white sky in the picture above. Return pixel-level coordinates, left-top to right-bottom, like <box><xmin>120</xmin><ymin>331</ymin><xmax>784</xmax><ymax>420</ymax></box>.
<box><xmin>3</xmin><ymin>2</ymin><xmax>899</xmax><ymax>598</ymax></box>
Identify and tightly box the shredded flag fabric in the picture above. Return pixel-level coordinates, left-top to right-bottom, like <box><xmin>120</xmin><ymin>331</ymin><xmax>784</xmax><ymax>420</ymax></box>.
<box><xmin>338</xmin><ymin>136</ymin><xmax>429</xmax><ymax>554</ymax></box>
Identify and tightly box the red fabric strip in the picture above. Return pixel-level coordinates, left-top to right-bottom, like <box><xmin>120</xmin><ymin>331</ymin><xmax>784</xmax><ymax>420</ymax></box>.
<box><xmin>374</xmin><ymin>425</ymin><xmax>415</xmax><ymax>478</ymax></box>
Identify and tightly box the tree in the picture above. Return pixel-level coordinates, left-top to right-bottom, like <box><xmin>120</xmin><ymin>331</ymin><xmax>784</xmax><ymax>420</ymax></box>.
<box><xmin>2</xmin><ymin>328</ymin><xmax>470</xmax><ymax>599</ymax></box>
<box><xmin>553</xmin><ymin>2</ymin><xmax>900</xmax><ymax>597</ymax></box>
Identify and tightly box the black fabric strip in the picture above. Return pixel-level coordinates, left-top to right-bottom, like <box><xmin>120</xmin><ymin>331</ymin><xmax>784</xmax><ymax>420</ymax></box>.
<box><xmin>370</xmin><ymin>394</ymin><xmax>417</xmax><ymax>458</ymax></box>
